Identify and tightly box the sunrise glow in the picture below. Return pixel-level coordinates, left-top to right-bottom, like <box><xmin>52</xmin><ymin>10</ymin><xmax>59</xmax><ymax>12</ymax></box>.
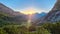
<box><xmin>20</xmin><ymin>8</ymin><xmax>37</xmax><ymax>15</ymax></box>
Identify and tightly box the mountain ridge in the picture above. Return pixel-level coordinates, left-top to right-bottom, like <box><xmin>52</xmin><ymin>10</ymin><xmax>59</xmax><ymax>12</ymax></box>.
<box><xmin>37</xmin><ymin>0</ymin><xmax>60</xmax><ymax>24</ymax></box>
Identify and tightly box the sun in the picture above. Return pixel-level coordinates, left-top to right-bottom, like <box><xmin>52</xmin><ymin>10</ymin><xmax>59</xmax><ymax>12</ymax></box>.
<box><xmin>20</xmin><ymin>8</ymin><xmax>37</xmax><ymax>15</ymax></box>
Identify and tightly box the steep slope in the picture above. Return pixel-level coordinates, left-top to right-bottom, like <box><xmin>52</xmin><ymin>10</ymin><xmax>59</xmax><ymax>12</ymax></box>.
<box><xmin>0</xmin><ymin>3</ymin><xmax>26</xmax><ymax>16</ymax></box>
<box><xmin>44</xmin><ymin>0</ymin><xmax>60</xmax><ymax>22</ymax></box>
<box><xmin>39</xmin><ymin>0</ymin><xmax>60</xmax><ymax>23</ymax></box>
<box><xmin>0</xmin><ymin>3</ymin><xmax>15</xmax><ymax>16</ymax></box>
<box><xmin>0</xmin><ymin>12</ymin><xmax>15</xmax><ymax>26</ymax></box>
<box><xmin>0</xmin><ymin>3</ymin><xmax>28</xmax><ymax>25</ymax></box>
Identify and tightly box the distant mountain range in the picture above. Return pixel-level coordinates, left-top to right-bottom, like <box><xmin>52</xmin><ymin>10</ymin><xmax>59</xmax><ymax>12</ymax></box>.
<box><xmin>31</xmin><ymin>12</ymin><xmax>46</xmax><ymax>23</ymax></box>
<box><xmin>0</xmin><ymin>3</ymin><xmax>47</xmax><ymax>25</ymax></box>
<box><xmin>1</xmin><ymin>0</ymin><xmax>60</xmax><ymax>25</ymax></box>
<box><xmin>2</xmin><ymin>1</ymin><xmax>60</xmax><ymax>25</ymax></box>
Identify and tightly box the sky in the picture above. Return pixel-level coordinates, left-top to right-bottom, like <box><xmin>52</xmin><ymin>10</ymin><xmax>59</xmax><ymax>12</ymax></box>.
<box><xmin>0</xmin><ymin>0</ymin><xmax>56</xmax><ymax>13</ymax></box>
